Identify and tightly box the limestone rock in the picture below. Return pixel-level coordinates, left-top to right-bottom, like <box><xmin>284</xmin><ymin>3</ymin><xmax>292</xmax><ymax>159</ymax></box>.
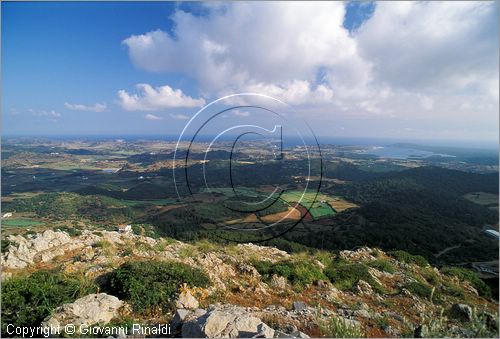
<box><xmin>270</xmin><ymin>275</ymin><xmax>287</xmax><ymax>290</ymax></box>
<box><xmin>355</xmin><ymin>280</ymin><xmax>373</xmax><ymax>295</ymax></box>
<box><xmin>2</xmin><ymin>230</ymin><xmax>82</xmax><ymax>269</ymax></box>
<box><xmin>340</xmin><ymin>247</ymin><xmax>376</xmax><ymax>262</ymax></box>
<box><xmin>182</xmin><ymin>304</ymin><xmax>274</xmax><ymax>338</ymax></box>
<box><xmin>175</xmin><ymin>291</ymin><xmax>200</xmax><ymax>309</ymax></box>
<box><xmin>42</xmin><ymin>293</ymin><xmax>124</xmax><ymax>328</ymax></box>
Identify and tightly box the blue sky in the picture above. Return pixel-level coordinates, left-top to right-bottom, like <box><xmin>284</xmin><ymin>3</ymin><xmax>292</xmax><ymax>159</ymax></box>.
<box><xmin>3</xmin><ymin>2</ymin><xmax>184</xmax><ymax>135</ymax></box>
<box><xmin>2</xmin><ymin>2</ymin><xmax>498</xmax><ymax>146</ymax></box>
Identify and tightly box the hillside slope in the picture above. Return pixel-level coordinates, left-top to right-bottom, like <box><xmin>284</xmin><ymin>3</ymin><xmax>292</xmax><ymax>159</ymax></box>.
<box><xmin>1</xmin><ymin>230</ymin><xmax>498</xmax><ymax>338</ymax></box>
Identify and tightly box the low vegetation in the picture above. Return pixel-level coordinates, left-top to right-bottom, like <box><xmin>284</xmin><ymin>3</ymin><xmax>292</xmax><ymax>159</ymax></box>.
<box><xmin>388</xmin><ymin>250</ymin><xmax>428</xmax><ymax>267</ymax></box>
<box><xmin>1</xmin><ymin>270</ymin><xmax>98</xmax><ymax>335</ymax></box>
<box><xmin>319</xmin><ymin>317</ymin><xmax>365</xmax><ymax>338</ymax></box>
<box><xmin>324</xmin><ymin>261</ymin><xmax>385</xmax><ymax>294</ymax></box>
<box><xmin>404</xmin><ymin>281</ymin><xmax>433</xmax><ymax>300</ymax></box>
<box><xmin>441</xmin><ymin>267</ymin><xmax>492</xmax><ymax>299</ymax></box>
<box><xmin>367</xmin><ymin>258</ymin><xmax>395</xmax><ymax>273</ymax></box>
<box><xmin>105</xmin><ymin>260</ymin><xmax>211</xmax><ymax>312</ymax></box>
<box><xmin>253</xmin><ymin>259</ymin><xmax>326</xmax><ymax>288</ymax></box>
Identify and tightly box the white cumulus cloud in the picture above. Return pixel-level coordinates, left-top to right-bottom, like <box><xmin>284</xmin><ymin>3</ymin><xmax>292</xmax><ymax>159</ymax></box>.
<box><xmin>121</xmin><ymin>2</ymin><xmax>498</xmax><ymax>140</ymax></box>
<box><xmin>118</xmin><ymin>84</ymin><xmax>206</xmax><ymax>111</ymax></box>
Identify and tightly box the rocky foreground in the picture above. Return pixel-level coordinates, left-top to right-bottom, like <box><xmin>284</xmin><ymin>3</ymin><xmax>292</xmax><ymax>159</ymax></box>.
<box><xmin>2</xmin><ymin>230</ymin><xmax>499</xmax><ymax>338</ymax></box>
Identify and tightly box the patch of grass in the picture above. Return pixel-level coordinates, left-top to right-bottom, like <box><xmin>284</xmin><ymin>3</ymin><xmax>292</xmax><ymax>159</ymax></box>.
<box><xmin>319</xmin><ymin>317</ymin><xmax>364</xmax><ymax>338</ymax></box>
<box><xmin>1</xmin><ymin>270</ymin><xmax>98</xmax><ymax>335</ymax></box>
<box><xmin>93</xmin><ymin>240</ymin><xmax>114</xmax><ymax>256</ymax></box>
<box><xmin>325</xmin><ymin>262</ymin><xmax>385</xmax><ymax>294</ymax></box>
<box><xmin>178</xmin><ymin>245</ymin><xmax>199</xmax><ymax>259</ymax></box>
<box><xmin>367</xmin><ymin>259</ymin><xmax>395</xmax><ymax>274</ymax></box>
<box><xmin>153</xmin><ymin>238</ymin><xmax>176</xmax><ymax>252</ymax></box>
<box><xmin>253</xmin><ymin>260</ymin><xmax>326</xmax><ymax>288</ymax></box>
<box><xmin>389</xmin><ymin>250</ymin><xmax>428</xmax><ymax>267</ymax></box>
<box><xmin>405</xmin><ymin>281</ymin><xmax>433</xmax><ymax>299</ymax></box>
<box><xmin>440</xmin><ymin>267</ymin><xmax>491</xmax><ymax>299</ymax></box>
<box><xmin>442</xmin><ymin>281</ymin><xmax>465</xmax><ymax>298</ymax></box>
<box><xmin>420</xmin><ymin>268</ymin><xmax>441</xmax><ymax>286</ymax></box>
<box><xmin>195</xmin><ymin>239</ymin><xmax>219</xmax><ymax>253</ymax></box>
<box><xmin>313</xmin><ymin>250</ymin><xmax>335</xmax><ymax>267</ymax></box>
<box><xmin>106</xmin><ymin>260</ymin><xmax>210</xmax><ymax>313</ymax></box>
<box><xmin>376</xmin><ymin>315</ymin><xmax>390</xmax><ymax>329</ymax></box>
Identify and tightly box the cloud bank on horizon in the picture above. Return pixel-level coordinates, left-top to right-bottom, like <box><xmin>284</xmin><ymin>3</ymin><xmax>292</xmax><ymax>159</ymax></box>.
<box><xmin>3</xmin><ymin>1</ymin><xmax>499</xmax><ymax>144</ymax></box>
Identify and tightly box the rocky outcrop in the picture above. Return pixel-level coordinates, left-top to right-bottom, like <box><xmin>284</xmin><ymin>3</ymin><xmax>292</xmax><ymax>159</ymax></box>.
<box><xmin>2</xmin><ymin>230</ymin><xmax>159</xmax><ymax>270</ymax></box>
<box><xmin>42</xmin><ymin>293</ymin><xmax>124</xmax><ymax>328</ymax></box>
<box><xmin>2</xmin><ymin>230</ymin><xmax>80</xmax><ymax>269</ymax></box>
<box><xmin>236</xmin><ymin>243</ymin><xmax>290</xmax><ymax>262</ymax></box>
<box><xmin>355</xmin><ymin>280</ymin><xmax>373</xmax><ymax>295</ymax></box>
<box><xmin>180</xmin><ymin>304</ymin><xmax>275</xmax><ymax>338</ymax></box>
<box><xmin>340</xmin><ymin>247</ymin><xmax>376</xmax><ymax>262</ymax></box>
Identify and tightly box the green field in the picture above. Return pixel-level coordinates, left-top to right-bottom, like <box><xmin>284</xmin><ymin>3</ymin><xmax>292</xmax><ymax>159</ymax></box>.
<box><xmin>308</xmin><ymin>201</ymin><xmax>336</xmax><ymax>219</ymax></box>
<box><xmin>280</xmin><ymin>190</ymin><xmax>336</xmax><ymax>219</ymax></box>
<box><xmin>280</xmin><ymin>190</ymin><xmax>320</xmax><ymax>204</ymax></box>
<box><xmin>2</xmin><ymin>218</ymin><xmax>44</xmax><ymax>228</ymax></box>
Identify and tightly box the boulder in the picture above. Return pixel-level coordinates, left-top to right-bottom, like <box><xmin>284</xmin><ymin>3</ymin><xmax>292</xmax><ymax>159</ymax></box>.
<box><xmin>182</xmin><ymin>304</ymin><xmax>274</xmax><ymax>338</ymax></box>
<box><xmin>450</xmin><ymin>303</ymin><xmax>473</xmax><ymax>322</ymax></box>
<box><xmin>42</xmin><ymin>293</ymin><xmax>124</xmax><ymax>328</ymax></box>
<box><xmin>175</xmin><ymin>291</ymin><xmax>200</xmax><ymax>309</ymax></box>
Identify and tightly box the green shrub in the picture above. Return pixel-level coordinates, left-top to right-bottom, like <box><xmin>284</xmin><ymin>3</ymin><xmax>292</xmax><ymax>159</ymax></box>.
<box><xmin>367</xmin><ymin>259</ymin><xmax>395</xmax><ymax>274</ymax></box>
<box><xmin>289</xmin><ymin>261</ymin><xmax>326</xmax><ymax>287</ymax></box>
<box><xmin>405</xmin><ymin>281</ymin><xmax>432</xmax><ymax>299</ymax></box>
<box><xmin>273</xmin><ymin>263</ymin><xmax>294</xmax><ymax>279</ymax></box>
<box><xmin>440</xmin><ymin>267</ymin><xmax>492</xmax><ymax>299</ymax></box>
<box><xmin>389</xmin><ymin>250</ymin><xmax>428</xmax><ymax>267</ymax></box>
<box><xmin>253</xmin><ymin>260</ymin><xmax>325</xmax><ymax>287</ymax></box>
<box><xmin>253</xmin><ymin>260</ymin><xmax>274</xmax><ymax>276</ymax></box>
<box><xmin>106</xmin><ymin>261</ymin><xmax>210</xmax><ymax>312</ymax></box>
<box><xmin>325</xmin><ymin>262</ymin><xmax>385</xmax><ymax>293</ymax></box>
<box><xmin>1</xmin><ymin>270</ymin><xmax>98</xmax><ymax>335</ymax></box>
